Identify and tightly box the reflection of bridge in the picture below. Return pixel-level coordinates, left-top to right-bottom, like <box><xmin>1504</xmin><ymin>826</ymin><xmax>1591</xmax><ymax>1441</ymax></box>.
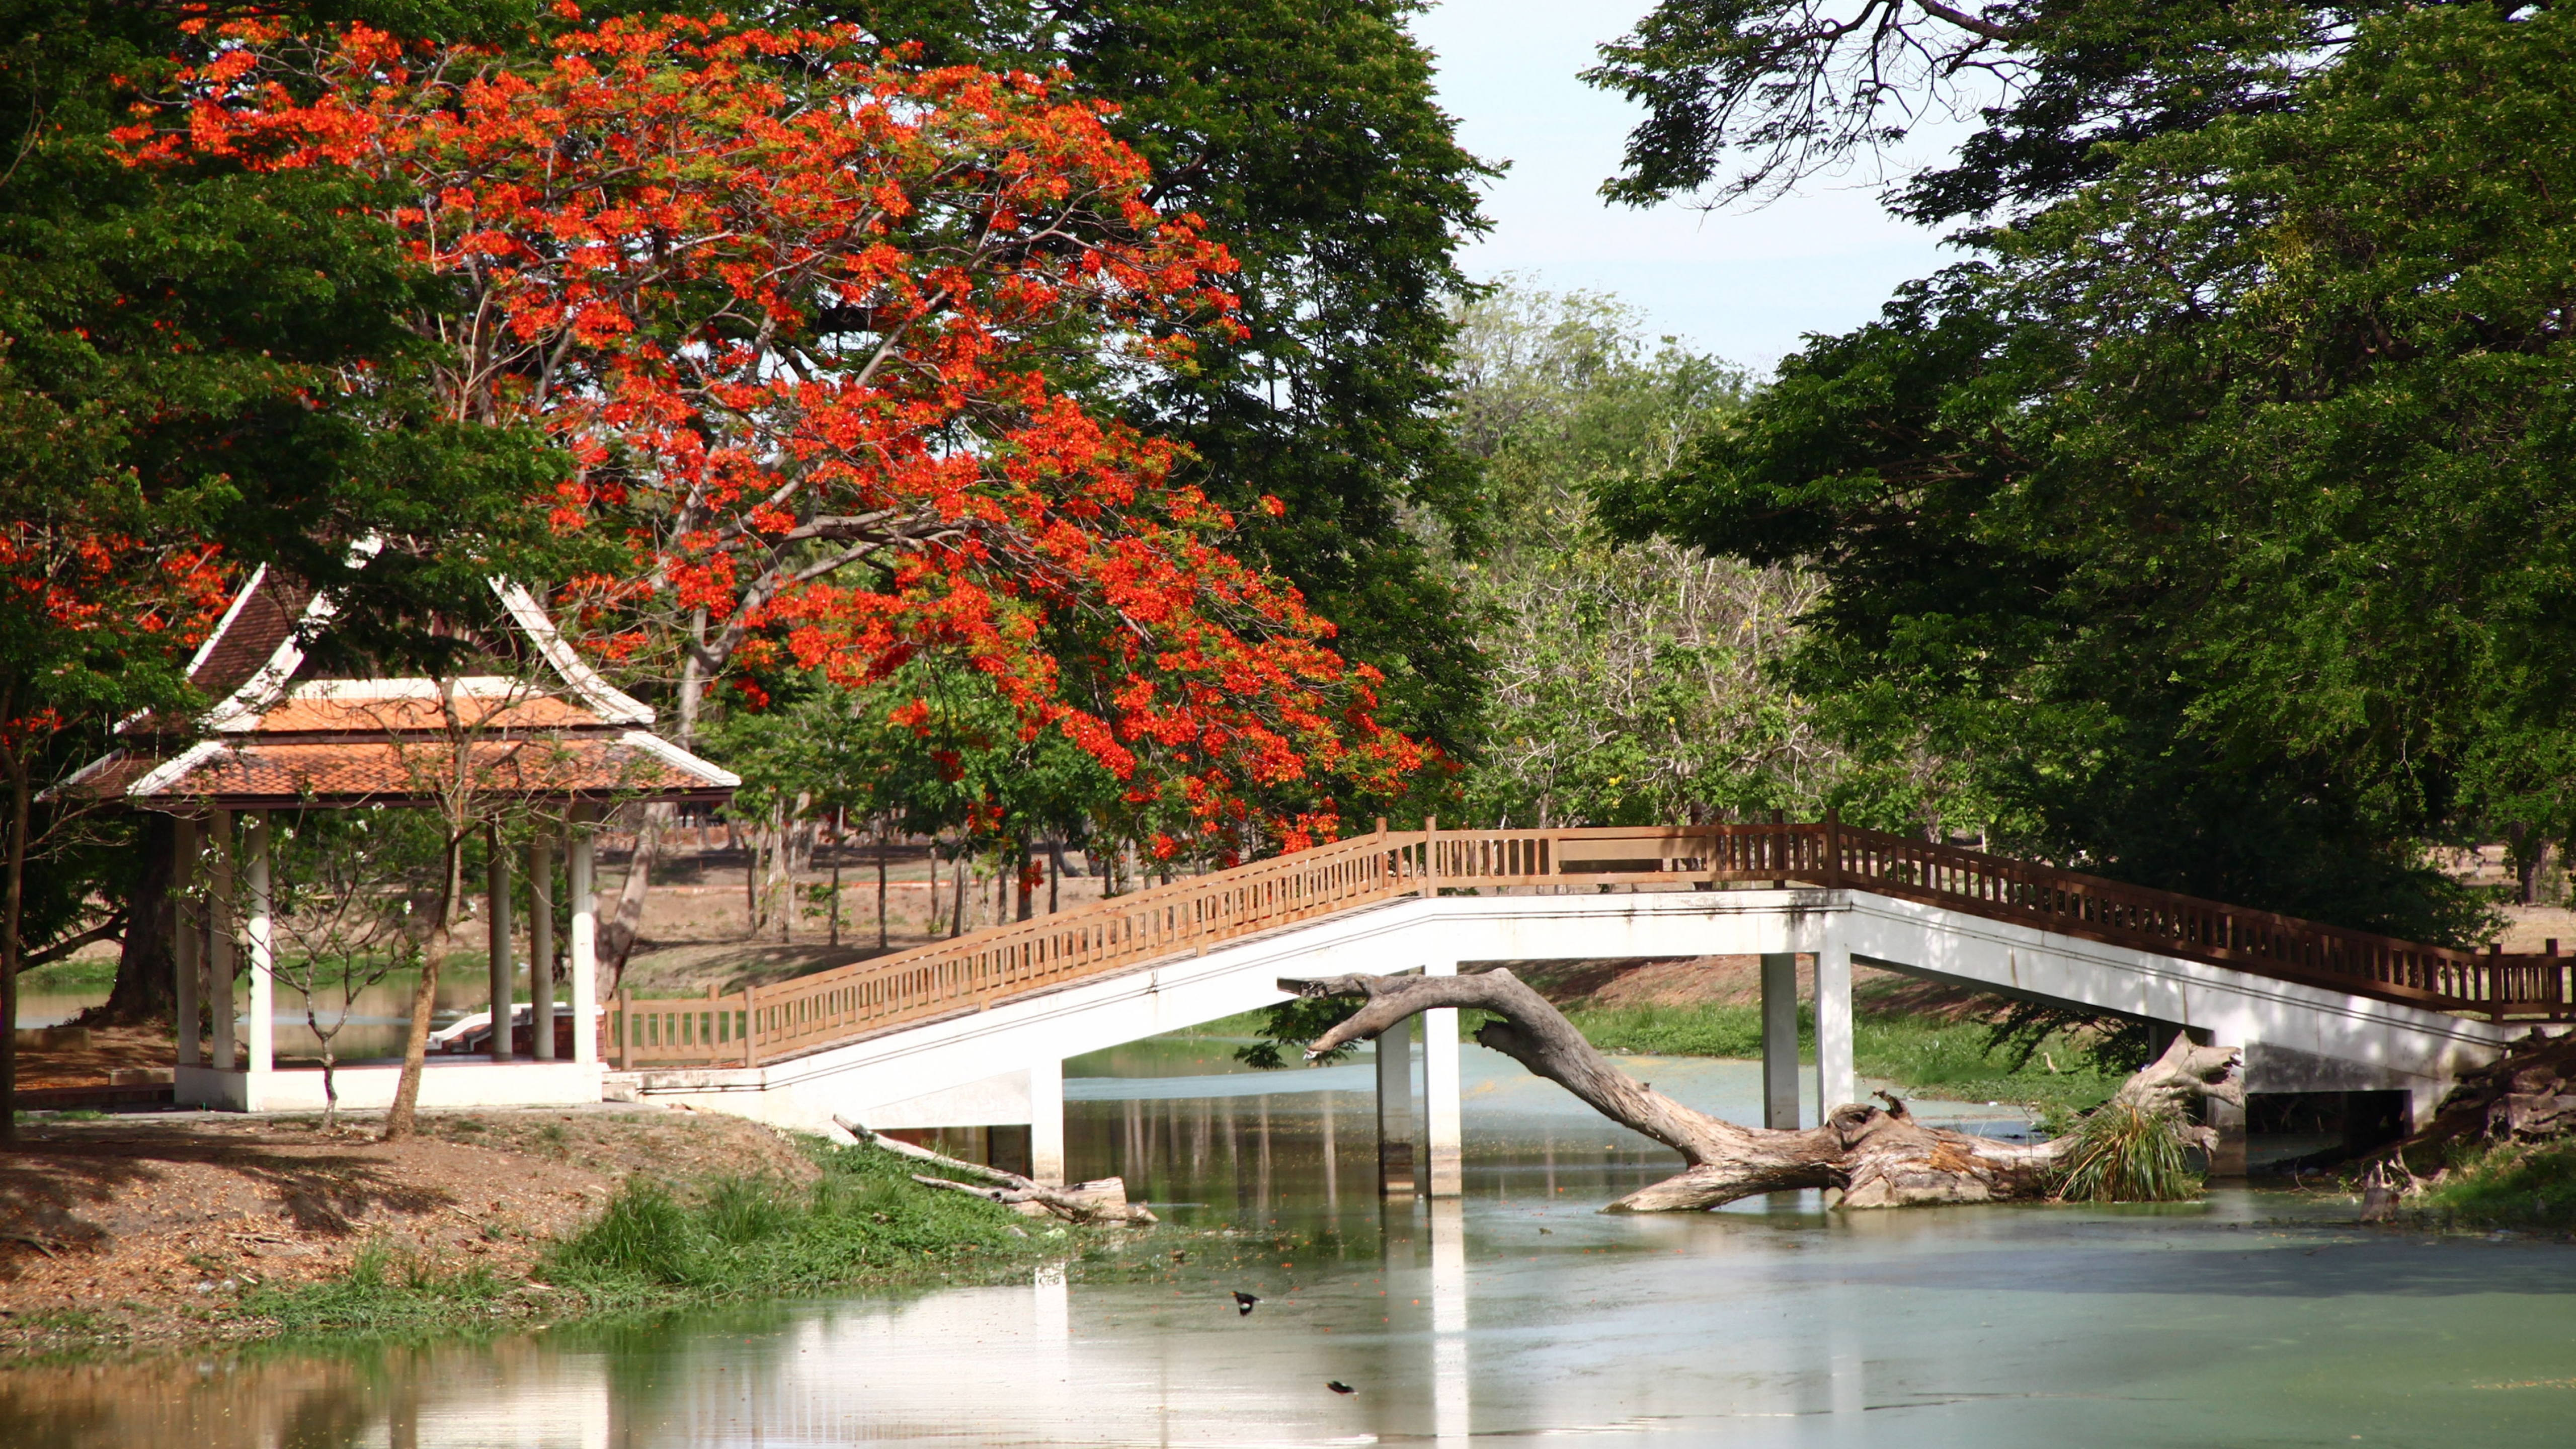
<box><xmin>609</xmin><ymin>819</ymin><xmax>2562</xmax><ymax>1185</ymax></box>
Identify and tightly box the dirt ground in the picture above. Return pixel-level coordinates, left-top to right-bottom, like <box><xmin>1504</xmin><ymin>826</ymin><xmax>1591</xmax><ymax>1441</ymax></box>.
<box><xmin>0</xmin><ymin>1105</ymin><xmax>816</xmax><ymax>1358</ymax></box>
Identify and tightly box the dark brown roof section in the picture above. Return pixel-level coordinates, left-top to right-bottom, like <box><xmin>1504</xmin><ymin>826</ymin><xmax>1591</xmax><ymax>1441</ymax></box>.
<box><xmin>188</xmin><ymin>567</ymin><xmax>313</xmax><ymax>699</ymax></box>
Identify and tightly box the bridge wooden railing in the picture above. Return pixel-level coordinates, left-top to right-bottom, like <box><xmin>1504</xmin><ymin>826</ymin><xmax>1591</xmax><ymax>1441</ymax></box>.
<box><xmin>604</xmin><ymin>817</ymin><xmax>2570</xmax><ymax>1067</ymax></box>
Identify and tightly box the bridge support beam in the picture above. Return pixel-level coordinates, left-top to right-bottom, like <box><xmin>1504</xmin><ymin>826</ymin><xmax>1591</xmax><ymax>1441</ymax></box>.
<box><xmin>1028</xmin><ymin>1058</ymin><xmax>1065</xmax><ymax>1184</ymax></box>
<box><xmin>1425</xmin><ymin>960</ymin><xmax>1463</xmax><ymax>1197</ymax></box>
<box><xmin>1760</xmin><ymin>951</ymin><xmax>1801</xmax><ymax>1129</ymax></box>
<box><xmin>1816</xmin><ymin>926</ymin><xmax>1854</xmax><ymax>1115</ymax></box>
<box><xmin>1378</xmin><ymin>1013</ymin><xmax>1416</xmax><ymax>1195</ymax></box>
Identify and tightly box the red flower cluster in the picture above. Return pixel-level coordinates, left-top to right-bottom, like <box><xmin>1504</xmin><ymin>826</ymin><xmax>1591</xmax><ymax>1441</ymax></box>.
<box><xmin>125</xmin><ymin>11</ymin><xmax>1424</xmax><ymax>847</ymax></box>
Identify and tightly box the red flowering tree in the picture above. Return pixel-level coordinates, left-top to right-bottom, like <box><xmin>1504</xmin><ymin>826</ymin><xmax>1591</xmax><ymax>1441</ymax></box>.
<box><xmin>132</xmin><ymin>12</ymin><xmax>1426</xmax><ymax>929</ymax></box>
<box><xmin>0</xmin><ymin>513</ymin><xmax>229</xmax><ymax>1142</ymax></box>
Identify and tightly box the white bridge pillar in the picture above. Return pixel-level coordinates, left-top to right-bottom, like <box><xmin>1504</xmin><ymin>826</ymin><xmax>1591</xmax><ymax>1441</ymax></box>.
<box><xmin>1029</xmin><ymin>1058</ymin><xmax>1065</xmax><ymax>1184</ymax></box>
<box><xmin>1760</xmin><ymin>951</ymin><xmax>1801</xmax><ymax>1129</ymax></box>
<box><xmin>1424</xmin><ymin>959</ymin><xmax>1463</xmax><ymax>1197</ymax></box>
<box><xmin>1377</xmin><ymin>1012</ymin><xmax>1416</xmax><ymax>1195</ymax></box>
<box><xmin>1816</xmin><ymin>922</ymin><xmax>1855</xmax><ymax>1117</ymax></box>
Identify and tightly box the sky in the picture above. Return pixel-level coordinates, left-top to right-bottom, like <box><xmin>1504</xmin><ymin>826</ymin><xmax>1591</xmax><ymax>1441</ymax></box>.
<box><xmin>1409</xmin><ymin>0</ymin><xmax>1962</xmax><ymax>371</ymax></box>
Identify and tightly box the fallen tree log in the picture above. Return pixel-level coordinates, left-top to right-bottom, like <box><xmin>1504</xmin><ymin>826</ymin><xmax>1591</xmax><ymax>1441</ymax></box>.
<box><xmin>834</xmin><ymin>1116</ymin><xmax>1159</xmax><ymax>1225</ymax></box>
<box><xmin>1290</xmin><ymin>969</ymin><xmax>2242</xmax><ymax>1211</ymax></box>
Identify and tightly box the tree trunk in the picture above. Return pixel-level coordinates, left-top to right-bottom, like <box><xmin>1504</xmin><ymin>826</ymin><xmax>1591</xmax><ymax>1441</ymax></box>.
<box><xmin>600</xmin><ymin>802</ymin><xmax>665</xmax><ymax>984</ymax></box>
<box><xmin>1</xmin><ymin>754</ymin><xmax>27</xmax><ymax>1149</ymax></box>
<box><xmin>1291</xmin><ymin>970</ymin><xmax>2243</xmax><ymax>1211</ymax></box>
<box><xmin>97</xmin><ymin>812</ymin><xmax>178</xmax><ymax>1025</ymax></box>
<box><xmin>382</xmin><ymin>831</ymin><xmax>465</xmax><ymax>1143</ymax></box>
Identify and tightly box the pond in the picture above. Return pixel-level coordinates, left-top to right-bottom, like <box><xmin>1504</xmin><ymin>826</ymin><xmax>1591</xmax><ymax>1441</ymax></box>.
<box><xmin>17</xmin><ymin>969</ymin><xmax>517</xmax><ymax>1063</ymax></box>
<box><xmin>6</xmin><ymin>1039</ymin><xmax>2573</xmax><ymax>1447</ymax></box>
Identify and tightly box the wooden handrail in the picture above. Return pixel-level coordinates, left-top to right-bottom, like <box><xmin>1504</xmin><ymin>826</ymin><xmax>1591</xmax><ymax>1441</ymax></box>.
<box><xmin>598</xmin><ymin>819</ymin><xmax>2567</xmax><ymax>1069</ymax></box>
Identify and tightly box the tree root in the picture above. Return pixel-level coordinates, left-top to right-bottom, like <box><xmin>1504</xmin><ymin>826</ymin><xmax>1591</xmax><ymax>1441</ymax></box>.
<box><xmin>1286</xmin><ymin>969</ymin><xmax>2241</xmax><ymax>1211</ymax></box>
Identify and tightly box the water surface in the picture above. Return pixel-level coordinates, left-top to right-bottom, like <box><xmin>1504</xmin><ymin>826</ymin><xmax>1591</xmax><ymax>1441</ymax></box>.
<box><xmin>5</xmin><ymin>1042</ymin><xmax>2570</xmax><ymax>1447</ymax></box>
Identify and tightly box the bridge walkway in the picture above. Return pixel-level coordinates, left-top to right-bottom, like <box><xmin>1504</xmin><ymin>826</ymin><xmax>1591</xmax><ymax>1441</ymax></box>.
<box><xmin>605</xmin><ymin>819</ymin><xmax>2565</xmax><ymax>1182</ymax></box>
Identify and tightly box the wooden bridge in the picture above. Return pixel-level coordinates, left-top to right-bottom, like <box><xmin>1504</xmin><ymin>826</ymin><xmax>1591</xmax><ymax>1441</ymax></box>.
<box><xmin>610</xmin><ymin>815</ymin><xmax>2571</xmax><ymax>1074</ymax></box>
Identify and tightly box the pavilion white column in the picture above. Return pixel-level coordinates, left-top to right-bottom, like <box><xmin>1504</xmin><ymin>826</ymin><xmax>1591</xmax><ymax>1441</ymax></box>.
<box><xmin>243</xmin><ymin>812</ymin><xmax>275</xmax><ymax>1091</ymax></box>
<box><xmin>172</xmin><ymin>817</ymin><xmax>201</xmax><ymax>1069</ymax></box>
<box><xmin>207</xmin><ymin>809</ymin><xmax>237</xmax><ymax>1072</ymax></box>
<box><xmin>1423</xmin><ymin>959</ymin><xmax>1464</xmax><ymax>1198</ymax></box>
<box><xmin>568</xmin><ymin>807</ymin><xmax>598</xmax><ymax>1067</ymax></box>
<box><xmin>530</xmin><ymin>830</ymin><xmax>556</xmax><ymax>1061</ymax></box>
<box><xmin>1816</xmin><ymin>922</ymin><xmax>1855</xmax><ymax>1117</ymax></box>
<box><xmin>1028</xmin><ymin>1058</ymin><xmax>1066</xmax><ymax>1185</ymax></box>
<box><xmin>487</xmin><ymin>822</ymin><xmax>515</xmax><ymax>1063</ymax></box>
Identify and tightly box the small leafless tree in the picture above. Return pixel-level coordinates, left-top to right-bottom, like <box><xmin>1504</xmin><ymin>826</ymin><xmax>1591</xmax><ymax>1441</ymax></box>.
<box><xmin>250</xmin><ymin>807</ymin><xmax>443</xmax><ymax>1131</ymax></box>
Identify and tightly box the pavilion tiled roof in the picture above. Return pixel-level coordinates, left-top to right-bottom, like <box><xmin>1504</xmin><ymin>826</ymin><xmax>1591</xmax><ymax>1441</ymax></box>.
<box><xmin>69</xmin><ymin>569</ymin><xmax>736</xmax><ymax>811</ymax></box>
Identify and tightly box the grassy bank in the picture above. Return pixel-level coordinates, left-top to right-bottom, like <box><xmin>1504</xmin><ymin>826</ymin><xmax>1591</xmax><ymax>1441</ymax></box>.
<box><xmin>2396</xmin><ymin>1140</ymin><xmax>2576</xmax><ymax>1235</ymax></box>
<box><xmin>247</xmin><ymin>1137</ymin><xmax>1074</xmax><ymax>1339</ymax></box>
<box><xmin>1568</xmin><ymin>1001</ymin><xmax>2129</xmax><ymax>1125</ymax></box>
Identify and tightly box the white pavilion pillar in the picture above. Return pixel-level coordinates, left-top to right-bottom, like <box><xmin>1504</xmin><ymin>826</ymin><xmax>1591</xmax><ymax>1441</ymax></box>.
<box><xmin>487</xmin><ymin>822</ymin><xmax>515</xmax><ymax>1063</ymax></box>
<box><xmin>1423</xmin><ymin>958</ymin><xmax>1464</xmax><ymax>1198</ymax></box>
<box><xmin>243</xmin><ymin>812</ymin><xmax>276</xmax><ymax>1094</ymax></box>
<box><xmin>568</xmin><ymin>806</ymin><xmax>599</xmax><ymax>1067</ymax></box>
<box><xmin>172</xmin><ymin>816</ymin><xmax>201</xmax><ymax>1069</ymax></box>
<box><xmin>207</xmin><ymin>809</ymin><xmax>237</xmax><ymax>1071</ymax></box>
<box><xmin>530</xmin><ymin>829</ymin><xmax>556</xmax><ymax>1061</ymax></box>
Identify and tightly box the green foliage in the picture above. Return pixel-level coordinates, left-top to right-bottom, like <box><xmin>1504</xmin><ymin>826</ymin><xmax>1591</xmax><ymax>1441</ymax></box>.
<box><xmin>2049</xmin><ymin>1099</ymin><xmax>2204</xmax><ymax>1203</ymax></box>
<box><xmin>1599</xmin><ymin>7</ymin><xmax>2576</xmax><ymax>938</ymax></box>
<box><xmin>2409</xmin><ymin>1140</ymin><xmax>2576</xmax><ymax>1234</ymax></box>
<box><xmin>1441</xmin><ymin>284</ymin><xmax>1884</xmax><ymax>827</ymax></box>
<box><xmin>1232</xmin><ymin>996</ymin><xmax>1364</xmax><ymax>1070</ymax></box>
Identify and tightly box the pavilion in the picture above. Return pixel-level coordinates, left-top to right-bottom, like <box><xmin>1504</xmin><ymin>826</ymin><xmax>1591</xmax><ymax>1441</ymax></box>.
<box><xmin>66</xmin><ymin>562</ymin><xmax>736</xmax><ymax>1111</ymax></box>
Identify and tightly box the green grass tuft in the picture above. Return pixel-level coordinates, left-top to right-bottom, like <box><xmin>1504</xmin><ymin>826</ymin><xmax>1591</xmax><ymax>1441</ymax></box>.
<box><xmin>2049</xmin><ymin>1099</ymin><xmax>2204</xmax><ymax>1202</ymax></box>
<box><xmin>247</xmin><ymin>1242</ymin><xmax>512</xmax><ymax>1334</ymax></box>
<box><xmin>542</xmin><ymin>1139</ymin><xmax>1050</xmax><ymax>1298</ymax></box>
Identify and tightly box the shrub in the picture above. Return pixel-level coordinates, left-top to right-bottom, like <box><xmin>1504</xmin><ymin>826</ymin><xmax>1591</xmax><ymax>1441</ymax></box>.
<box><xmin>2050</xmin><ymin>1099</ymin><xmax>2204</xmax><ymax>1202</ymax></box>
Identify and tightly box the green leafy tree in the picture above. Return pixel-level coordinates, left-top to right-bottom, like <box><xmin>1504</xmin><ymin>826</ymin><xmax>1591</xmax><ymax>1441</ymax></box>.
<box><xmin>1600</xmin><ymin>6</ymin><xmax>2576</xmax><ymax>940</ymax></box>
<box><xmin>1437</xmin><ymin>283</ymin><xmax>1986</xmax><ymax>832</ymax></box>
<box><xmin>0</xmin><ymin>0</ymin><xmax>575</xmax><ymax>1069</ymax></box>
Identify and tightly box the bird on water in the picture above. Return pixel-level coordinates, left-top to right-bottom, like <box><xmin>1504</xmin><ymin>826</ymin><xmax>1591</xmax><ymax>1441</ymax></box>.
<box><xmin>1231</xmin><ymin>1291</ymin><xmax>1260</xmax><ymax>1316</ymax></box>
<box><xmin>1327</xmin><ymin>1382</ymin><xmax>1356</xmax><ymax>1395</ymax></box>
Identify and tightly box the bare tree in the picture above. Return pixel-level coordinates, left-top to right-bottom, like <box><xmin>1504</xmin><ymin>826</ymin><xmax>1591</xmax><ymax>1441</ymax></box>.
<box><xmin>240</xmin><ymin>808</ymin><xmax>441</xmax><ymax>1131</ymax></box>
<box><xmin>1292</xmin><ymin>970</ymin><xmax>2241</xmax><ymax>1209</ymax></box>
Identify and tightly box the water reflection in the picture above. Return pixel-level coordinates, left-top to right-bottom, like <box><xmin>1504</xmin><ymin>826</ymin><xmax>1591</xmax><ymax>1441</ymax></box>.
<box><xmin>18</xmin><ymin>973</ymin><xmax>506</xmax><ymax>1061</ymax></box>
<box><xmin>13</xmin><ymin>1043</ymin><xmax>2576</xmax><ymax>1446</ymax></box>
